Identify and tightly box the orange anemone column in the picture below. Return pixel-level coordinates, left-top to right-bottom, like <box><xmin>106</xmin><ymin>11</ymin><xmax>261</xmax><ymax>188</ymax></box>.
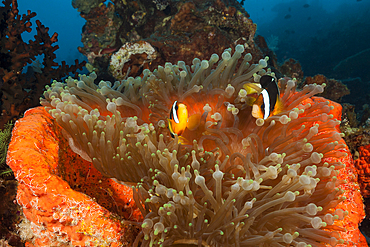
<box><xmin>7</xmin><ymin>107</ymin><xmax>141</xmax><ymax>247</ymax></box>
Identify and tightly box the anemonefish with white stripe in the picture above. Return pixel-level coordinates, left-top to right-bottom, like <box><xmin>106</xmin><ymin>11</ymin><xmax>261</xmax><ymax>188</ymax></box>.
<box><xmin>244</xmin><ymin>75</ymin><xmax>283</xmax><ymax>119</ymax></box>
<box><xmin>167</xmin><ymin>101</ymin><xmax>202</xmax><ymax>144</ymax></box>
<box><xmin>168</xmin><ymin>101</ymin><xmax>188</xmax><ymax>137</ymax></box>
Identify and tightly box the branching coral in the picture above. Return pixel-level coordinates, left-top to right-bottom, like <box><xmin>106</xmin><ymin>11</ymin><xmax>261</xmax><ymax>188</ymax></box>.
<box><xmin>39</xmin><ymin>44</ymin><xmax>365</xmax><ymax>246</ymax></box>
<box><xmin>0</xmin><ymin>0</ymin><xmax>85</xmax><ymax>128</ymax></box>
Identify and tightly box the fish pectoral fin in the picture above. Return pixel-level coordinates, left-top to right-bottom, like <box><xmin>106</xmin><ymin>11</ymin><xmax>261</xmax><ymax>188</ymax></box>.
<box><xmin>186</xmin><ymin>113</ymin><xmax>202</xmax><ymax>131</ymax></box>
<box><xmin>167</xmin><ymin>118</ymin><xmax>175</xmax><ymax>136</ymax></box>
<box><xmin>252</xmin><ymin>104</ymin><xmax>264</xmax><ymax>119</ymax></box>
<box><xmin>246</xmin><ymin>95</ymin><xmax>258</xmax><ymax>106</ymax></box>
<box><xmin>254</xmin><ymin>94</ymin><xmax>264</xmax><ymax>105</ymax></box>
<box><xmin>178</xmin><ymin>136</ymin><xmax>190</xmax><ymax>145</ymax></box>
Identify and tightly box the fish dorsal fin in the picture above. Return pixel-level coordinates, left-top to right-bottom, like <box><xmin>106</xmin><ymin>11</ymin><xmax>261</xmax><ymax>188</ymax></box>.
<box><xmin>243</xmin><ymin>82</ymin><xmax>262</xmax><ymax>95</ymax></box>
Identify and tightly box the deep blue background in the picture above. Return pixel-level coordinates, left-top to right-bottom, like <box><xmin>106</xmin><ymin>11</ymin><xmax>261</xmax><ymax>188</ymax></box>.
<box><xmin>18</xmin><ymin>0</ymin><xmax>85</xmax><ymax>65</ymax></box>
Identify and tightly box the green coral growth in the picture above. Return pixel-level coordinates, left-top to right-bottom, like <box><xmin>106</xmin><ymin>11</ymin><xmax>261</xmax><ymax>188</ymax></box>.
<box><xmin>0</xmin><ymin>122</ymin><xmax>13</xmax><ymax>177</ymax></box>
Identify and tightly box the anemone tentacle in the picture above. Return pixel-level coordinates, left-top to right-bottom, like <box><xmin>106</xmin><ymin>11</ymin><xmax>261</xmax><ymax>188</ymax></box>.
<box><xmin>41</xmin><ymin>45</ymin><xmax>348</xmax><ymax>247</ymax></box>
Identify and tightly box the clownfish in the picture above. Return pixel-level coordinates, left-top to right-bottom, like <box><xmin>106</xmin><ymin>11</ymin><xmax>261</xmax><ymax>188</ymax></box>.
<box><xmin>168</xmin><ymin>101</ymin><xmax>188</xmax><ymax>137</ymax></box>
<box><xmin>244</xmin><ymin>75</ymin><xmax>283</xmax><ymax>119</ymax></box>
<box><xmin>167</xmin><ymin>101</ymin><xmax>202</xmax><ymax>143</ymax></box>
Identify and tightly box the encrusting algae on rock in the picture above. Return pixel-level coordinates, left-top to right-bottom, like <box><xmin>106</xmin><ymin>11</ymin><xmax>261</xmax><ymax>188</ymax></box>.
<box><xmin>8</xmin><ymin>45</ymin><xmax>366</xmax><ymax>246</ymax></box>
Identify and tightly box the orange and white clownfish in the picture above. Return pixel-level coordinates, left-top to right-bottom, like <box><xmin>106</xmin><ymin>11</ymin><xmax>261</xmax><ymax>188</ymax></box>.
<box><xmin>167</xmin><ymin>101</ymin><xmax>202</xmax><ymax>142</ymax></box>
<box><xmin>245</xmin><ymin>75</ymin><xmax>283</xmax><ymax>119</ymax></box>
<box><xmin>168</xmin><ymin>101</ymin><xmax>188</xmax><ymax>137</ymax></box>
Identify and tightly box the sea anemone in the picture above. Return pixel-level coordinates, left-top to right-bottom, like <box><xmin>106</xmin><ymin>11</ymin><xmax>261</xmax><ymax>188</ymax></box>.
<box><xmin>41</xmin><ymin>45</ymin><xmax>350</xmax><ymax>246</ymax></box>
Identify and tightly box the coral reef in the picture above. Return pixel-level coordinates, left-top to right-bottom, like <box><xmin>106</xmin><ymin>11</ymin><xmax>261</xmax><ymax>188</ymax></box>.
<box><xmin>0</xmin><ymin>122</ymin><xmax>13</xmax><ymax>178</ymax></box>
<box><xmin>35</xmin><ymin>45</ymin><xmax>366</xmax><ymax>246</ymax></box>
<box><xmin>340</xmin><ymin>103</ymin><xmax>370</xmax><ymax>157</ymax></box>
<box><xmin>109</xmin><ymin>41</ymin><xmax>157</xmax><ymax>80</ymax></box>
<box><xmin>355</xmin><ymin>144</ymin><xmax>370</xmax><ymax>199</ymax></box>
<box><xmin>72</xmin><ymin>0</ymin><xmax>104</xmax><ymax>14</ymax></box>
<box><xmin>76</xmin><ymin>0</ymin><xmax>272</xmax><ymax>80</ymax></box>
<box><xmin>0</xmin><ymin>0</ymin><xmax>86</xmax><ymax>129</ymax></box>
<box><xmin>254</xmin><ymin>35</ymin><xmax>279</xmax><ymax>73</ymax></box>
<box><xmin>2</xmin><ymin>0</ymin><xmax>367</xmax><ymax>246</ymax></box>
<box><xmin>354</xmin><ymin>143</ymin><xmax>370</xmax><ymax>242</ymax></box>
<box><xmin>302</xmin><ymin>74</ymin><xmax>350</xmax><ymax>103</ymax></box>
<box><xmin>7</xmin><ymin>107</ymin><xmax>141</xmax><ymax>246</ymax></box>
<box><xmin>77</xmin><ymin>0</ymin><xmax>120</xmax><ymax>66</ymax></box>
<box><xmin>0</xmin><ymin>178</ymin><xmax>23</xmax><ymax>246</ymax></box>
<box><xmin>0</xmin><ymin>121</ymin><xmax>20</xmax><ymax>246</ymax></box>
<box><xmin>342</xmin><ymin>104</ymin><xmax>370</xmax><ymax>244</ymax></box>
<box><xmin>279</xmin><ymin>58</ymin><xmax>304</xmax><ymax>82</ymax></box>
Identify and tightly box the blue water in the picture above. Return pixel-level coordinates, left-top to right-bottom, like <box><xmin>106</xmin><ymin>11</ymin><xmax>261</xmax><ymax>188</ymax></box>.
<box><xmin>245</xmin><ymin>0</ymin><xmax>351</xmax><ymax>26</ymax></box>
<box><xmin>245</xmin><ymin>0</ymin><xmax>370</xmax><ymax>109</ymax></box>
<box><xmin>251</xmin><ymin>0</ymin><xmax>370</xmax><ymax>78</ymax></box>
<box><xmin>18</xmin><ymin>0</ymin><xmax>85</xmax><ymax>65</ymax></box>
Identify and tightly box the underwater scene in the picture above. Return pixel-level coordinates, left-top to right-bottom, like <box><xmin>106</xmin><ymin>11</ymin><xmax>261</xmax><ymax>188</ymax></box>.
<box><xmin>1</xmin><ymin>0</ymin><xmax>370</xmax><ymax>246</ymax></box>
